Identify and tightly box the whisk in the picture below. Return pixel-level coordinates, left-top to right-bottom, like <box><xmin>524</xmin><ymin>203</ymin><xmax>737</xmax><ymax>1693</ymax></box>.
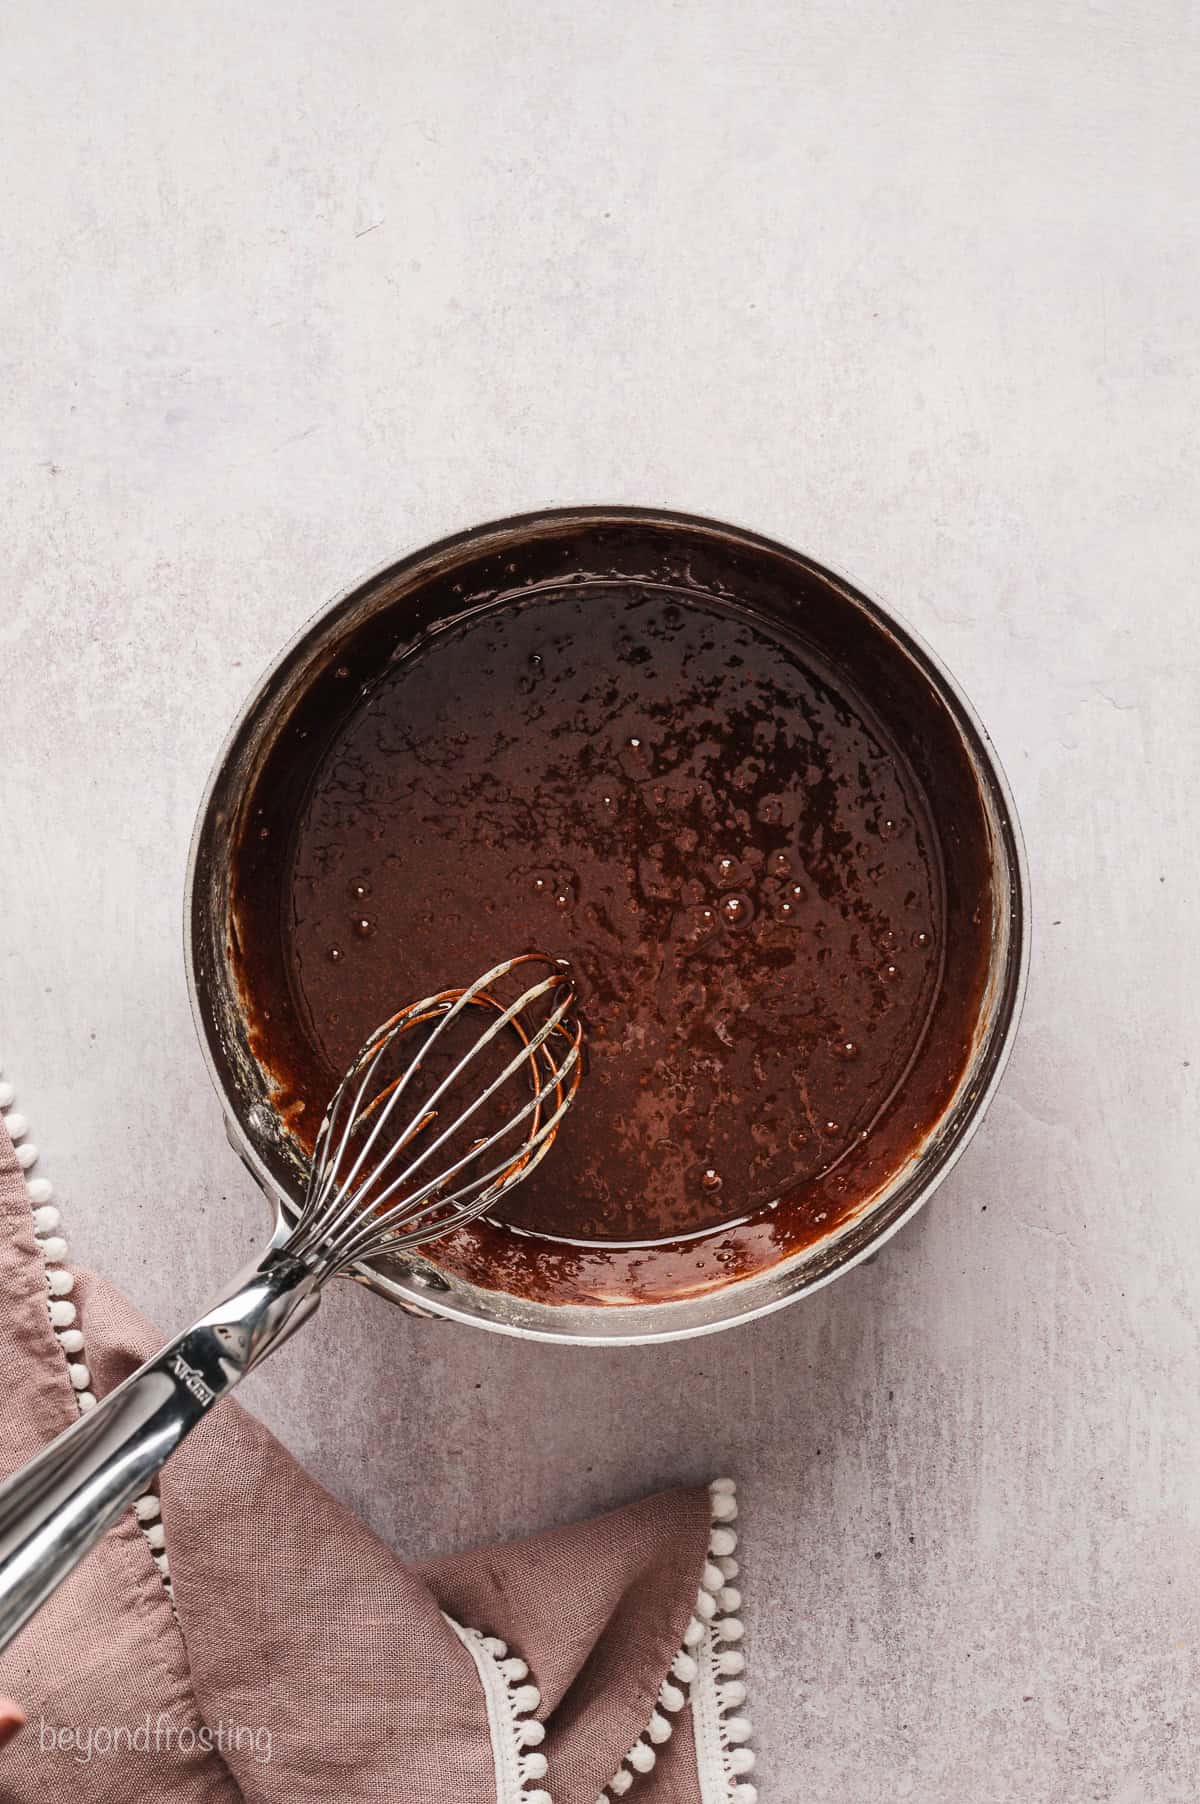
<box><xmin>0</xmin><ymin>953</ymin><xmax>582</xmax><ymax>1655</ymax></box>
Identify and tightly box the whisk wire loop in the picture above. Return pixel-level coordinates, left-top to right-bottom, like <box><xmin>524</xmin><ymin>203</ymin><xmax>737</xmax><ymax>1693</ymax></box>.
<box><xmin>329</xmin><ymin>1036</ymin><xmax>581</xmax><ymax>1267</ymax></box>
<box><xmin>306</xmin><ymin>956</ymin><xmax>557</xmax><ymax>1226</ymax></box>
<box><xmin>286</xmin><ymin>953</ymin><xmax>581</xmax><ymax>1277</ymax></box>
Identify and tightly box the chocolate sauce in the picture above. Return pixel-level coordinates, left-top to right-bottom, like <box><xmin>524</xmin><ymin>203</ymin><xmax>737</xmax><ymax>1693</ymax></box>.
<box><xmin>231</xmin><ymin>535</ymin><xmax>993</xmax><ymax>1305</ymax></box>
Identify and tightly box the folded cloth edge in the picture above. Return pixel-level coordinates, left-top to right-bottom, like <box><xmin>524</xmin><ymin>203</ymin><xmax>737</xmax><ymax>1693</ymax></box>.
<box><xmin>589</xmin><ymin>1481</ymin><xmax>755</xmax><ymax>1804</ymax></box>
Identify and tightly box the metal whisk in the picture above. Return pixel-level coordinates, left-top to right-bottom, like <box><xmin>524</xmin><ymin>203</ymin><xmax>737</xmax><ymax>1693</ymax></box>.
<box><xmin>0</xmin><ymin>954</ymin><xmax>582</xmax><ymax>1655</ymax></box>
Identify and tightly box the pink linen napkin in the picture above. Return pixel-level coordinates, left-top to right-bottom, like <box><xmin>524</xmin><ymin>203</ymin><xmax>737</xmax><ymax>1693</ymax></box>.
<box><xmin>0</xmin><ymin>1108</ymin><xmax>755</xmax><ymax>1803</ymax></box>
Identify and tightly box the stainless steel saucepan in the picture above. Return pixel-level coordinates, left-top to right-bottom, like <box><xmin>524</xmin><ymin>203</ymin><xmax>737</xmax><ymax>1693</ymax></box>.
<box><xmin>185</xmin><ymin>508</ymin><xmax>1029</xmax><ymax>1345</ymax></box>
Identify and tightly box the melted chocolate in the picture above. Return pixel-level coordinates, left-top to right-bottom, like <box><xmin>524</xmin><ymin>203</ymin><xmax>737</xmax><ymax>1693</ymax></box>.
<box><xmin>230</xmin><ymin>527</ymin><xmax>993</xmax><ymax>1305</ymax></box>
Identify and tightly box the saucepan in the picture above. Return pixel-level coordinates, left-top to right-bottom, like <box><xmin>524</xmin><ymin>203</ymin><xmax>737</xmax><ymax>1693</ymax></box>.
<box><xmin>185</xmin><ymin>508</ymin><xmax>1029</xmax><ymax>1344</ymax></box>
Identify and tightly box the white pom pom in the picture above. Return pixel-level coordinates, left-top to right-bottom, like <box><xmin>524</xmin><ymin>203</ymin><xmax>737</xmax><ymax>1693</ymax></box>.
<box><xmin>726</xmin><ymin>1715</ymin><xmax>753</xmax><ymax>1743</ymax></box>
<box><xmin>6</xmin><ymin>1113</ymin><xmax>29</xmax><ymax>1141</ymax></box>
<box><xmin>0</xmin><ymin>1081</ymin><xmax>14</xmax><ymax>1108</ymax></box>
<box><xmin>627</xmin><ymin>1741</ymin><xmax>655</xmax><ymax>1774</ymax></box>
<box><xmin>512</xmin><ymin>1685</ymin><xmax>540</xmax><ymax>1714</ymax></box>
<box><xmin>695</xmin><ymin>1588</ymin><xmax>717</xmax><ymax>1621</ymax></box>
<box><xmin>16</xmin><ymin>1142</ymin><xmax>38</xmax><ymax>1170</ymax></box>
<box><xmin>517</xmin><ymin>1719</ymin><xmax>545</xmax><ymax>1748</ymax></box>
<box><xmin>521</xmin><ymin>1750</ymin><xmax>548</xmax><ymax>1780</ymax></box>
<box><xmin>47</xmin><ymin>1268</ymin><xmax>74</xmax><ymax>1296</ymax></box>
<box><xmin>49</xmin><ymin>1300</ymin><xmax>76</xmax><ymax>1328</ymax></box>
<box><xmin>671</xmin><ymin>1651</ymin><xmax>698</xmax><ymax>1684</ymax></box>
<box><xmin>77</xmin><ymin>1391</ymin><xmax>97</xmax><ymax>1411</ymax></box>
<box><xmin>39</xmin><ymin>1236</ymin><xmax>68</xmax><ymax>1263</ymax></box>
<box><xmin>716</xmin><ymin>1617</ymin><xmax>744</xmax><ymax>1642</ymax></box>
<box><xmin>717</xmin><ymin>1650</ymin><xmax>745</xmax><ymax>1676</ymax></box>
<box><xmin>57</xmin><ymin>1328</ymin><xmax>85</xmax><ymax>1354</ymax></box>
<box><xmin>729</xmin><ymin>1747</ymin><xmax>755</xmax><ymax>1774</ymax></box>
<box><xmin>711</xmin><ymin>1477</ymin><xmax>736</xmax><ymax>1496</ymax></box>
<box><xmin>481</xmin><ymin>1636</ymin><xmax>507</xmax><ymax>1657</ymax></box>
<box><xmin>67</xmin><ymin>1362</ymin><xmax>90</xmax><ymax>1389</ymax></box>
<box><xmin>702</xmin><ymin>1560</ymin><xmax>724</xmax><ymax>1592</ymax></box>
<box><xmin>733</xmin><ymin>1785</ymin><xmax>758</xmax><ymax>1803</ymax></box>
<box><xmin>32</xmin><ymin>1204</ymin><xmax>60</xmax><ymax>1233</ymax></box>
<box><xmin>500</xmin><ymin>1657</ymin><xmax>528</xmax><ymax>1682</ymax></box>
<box><xmin>525</xmin><ymin>1792</ymin><xmax>552</xmax><ymax>1804</ymax></box>
<box><xmin>610</xmin><ymin>1771</ymin><xmax>633</xmax><ymax>1796</ymax></box>
<box><xmin>648</xmin><ymin>1711</ymin><xmax>671</xmax><ymax>1744</ymax></box>
<box><xmin>717</xmin><ymin>1555</ymin><xmax>739</xmax><ymax>1579</ymax></box>
<box><xmin>27</xmin><ymin>1177</ymin><xmax>54</xmax><ymax>1204</ymax></box>
<box><xmin>719</xmin><ymin>1586</ymin><xmax>742</xmax><ymax>1612</ymax></box>
<box><xmin>134</xmin><ymin>1495</ymin><xmax>161</xmax><ymax>1523</ymax></box>
<box><xmin>154</xmin><ymin>1554</ymin><xmax>170</xmax><ymax>1578</ymax></box>
<box><xmin>710</xmin><ymin>1527</ymin><xmax>737</xmax><ymax>1557</ymax></box>
<box><xmin>711</xmin><ymin>1491</ymin><xmax>738</xmax><ymax>1523</ymax></box>
<box><xmin>658</xmin><ymin>1681</ymin><xmax>685</xmax><ymax>1712</ymax></box>
<box><xmin>719</xmin><ymin>1680</ymin><xmax>747</xmax><ymax>1709</ymax></box>
<box><xmin>145</xmin><ymin>1523</ymin><xmax>166</xmax><ymax>1550</ymax></box>
<box><xmin>683</xmin><ymin>1615</ymin><xmax>706</xmax><ymax>1647</ymax></box>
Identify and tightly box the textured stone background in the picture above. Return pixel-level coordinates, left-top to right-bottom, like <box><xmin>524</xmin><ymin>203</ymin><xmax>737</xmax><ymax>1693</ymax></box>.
<box><xmin>2</xmin><ymin>3</ymin><xmax>1197</xmax><ymax>1797</ymax></box>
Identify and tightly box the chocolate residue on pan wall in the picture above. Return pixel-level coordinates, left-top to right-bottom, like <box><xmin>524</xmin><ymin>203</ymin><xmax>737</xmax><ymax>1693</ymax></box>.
<box><xmin>229</xmin><ymin>523</ymin><xmax>994</xmax><ymax>1305</ymax></box>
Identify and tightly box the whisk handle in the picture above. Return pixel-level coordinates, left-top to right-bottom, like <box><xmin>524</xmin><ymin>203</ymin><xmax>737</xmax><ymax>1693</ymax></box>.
<box><xmin>0</xmin><ymin>1252</ymin><xmax>319</xmax><ymax>1656</ymax></box>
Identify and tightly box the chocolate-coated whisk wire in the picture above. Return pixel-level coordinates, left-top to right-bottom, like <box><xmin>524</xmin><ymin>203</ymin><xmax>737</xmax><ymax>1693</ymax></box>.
<box><xmin>285</xmin><ymin>953</ymin><xmax>582</xmax><ymax>1277</ymax></box>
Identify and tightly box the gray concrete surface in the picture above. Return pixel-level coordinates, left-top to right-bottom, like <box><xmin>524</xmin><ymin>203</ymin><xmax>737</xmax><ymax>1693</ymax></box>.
<box><xmin>3</xmin><ymin>3</ymin><xmax>1198</xmax><ymax>1798</ymax></box>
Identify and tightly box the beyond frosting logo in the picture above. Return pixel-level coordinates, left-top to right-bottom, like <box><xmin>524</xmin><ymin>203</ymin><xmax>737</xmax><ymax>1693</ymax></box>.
<box><xmin>38</xmin><ymin>1715</ymin><xmax>273</xmax><ymax>1765</ymax></box>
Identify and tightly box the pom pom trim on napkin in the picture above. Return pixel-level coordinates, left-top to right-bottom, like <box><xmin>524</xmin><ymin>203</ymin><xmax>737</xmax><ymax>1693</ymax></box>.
<box><xmin>448</xmin><ymin>1618</ymin><xmax>553</xmax><ymax>1804</ymax></box>
<box><xmin>449</xmin><ymin>1478</ymin><xmax>755</xmax><ymax>1804</ymax></box>
<box><xmin>1</xmin><ymin>1072</ymin><xmax>174</xmax><ymax>1597</ymax></box>
<box><xmin>593</xmin><ymin>1479</ymin><xmax>755</xmax><ymax>1804</ymax></box>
